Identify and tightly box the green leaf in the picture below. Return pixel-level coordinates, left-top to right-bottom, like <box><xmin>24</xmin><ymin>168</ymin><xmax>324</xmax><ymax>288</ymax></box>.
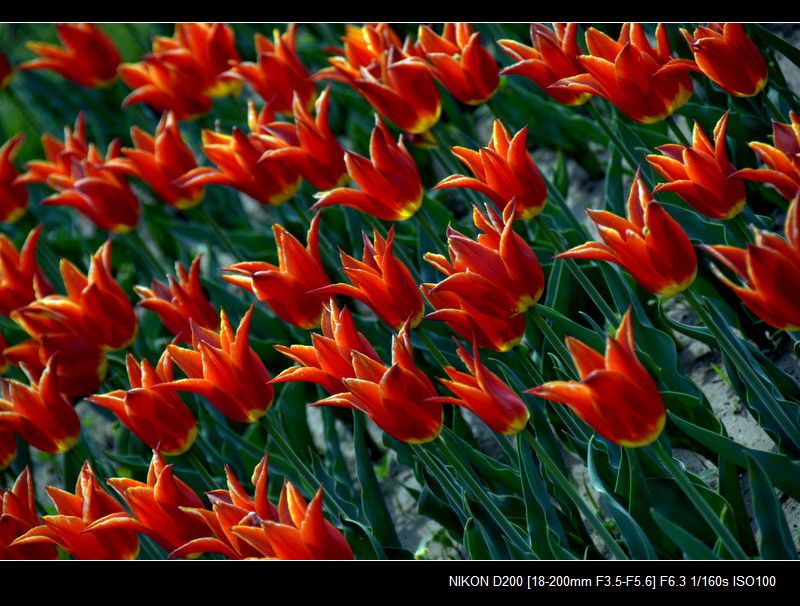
<box><xmin>353</xmin><ymin>413</ymin><xmax>401</xmax><ymax>548</ymax></box>
<box><xmin>650</xmin><ymin>509</ymin><xmax>720</xmax><ymax>559</ymax></box>
<box><xmin>745</xmin><ymin>454</ymin><xmax>799</xmax><ymax>559</ymax></box>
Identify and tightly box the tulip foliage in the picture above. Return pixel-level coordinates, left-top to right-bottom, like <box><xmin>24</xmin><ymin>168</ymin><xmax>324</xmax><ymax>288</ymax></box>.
<box><xmin>0</xmin><ymin>22</ymin><xmax>799</xmax><ymax>563</ymax></box>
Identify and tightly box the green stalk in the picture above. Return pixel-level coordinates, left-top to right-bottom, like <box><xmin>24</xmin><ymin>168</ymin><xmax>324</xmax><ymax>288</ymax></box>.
<box><xmin>417</xmin><ymin>330</ymin><xmax>450</xmax><ymax>369</ymax></box>
<box><xmin>536</xmin><ymin>220</ymin><xmax>619</xmax><ymax>325</ymax></box>
<box><xmin>437</xmin><ymin>431</ymin><xmax>534</xmax><ymax>557</ymax></box>
<box><xmin>184</xmin><ymin>449</ymin><xmax>217</xmax><ymax>492</ymax></box>
<box><xmin>524</xmin><ymin>429</ymin><xmax>628</xmax><ymax>560</ymax></box>
<box><xmin>125</xmin><ymin>229</ymin><xmax>170</xmax><ymax>277</ymax></box>
<box><xmin>683</xmin><ymin>288</ymin><xmax>800</xmax><ymax>449</ymax></box>
<box><xmin>586</xmin><ymin>102</ymin><xmax>646</xmax><ymax>184</ymax></box>
<box><xmin>759</xmin><ymin>89</ymin><xmax>783</xmax><ymax>122</ymax></box>
<box><xmin>529</xmin><ymin>305</ymin><xmax>578</xmax><ymax>378</ymax></box>
<box><xmin>666</xmin><ymin>115</ymin><xmax>691</xmax><ymax>147</ymax></box>
<box><xmin>410</xmin><ymin>442</ymin><xmax>469</xmax><ymax>524</ymax></box>
<box><xmin>649</xmin><ymin>440</ymin><xmax>748</xmax><ymax>559</ymax></box>
<box><xmin>191</xmin><ymin>206</ymin><xmax>245</xmax><ymax>262</ymax></box>
<box><xmin>729</xmin><ymin>213</ymin><xmax>755</xmax><ymax>245</ymax></box>
<box><xmin>418</xmin><ymin>203</ymin><xmax>447</xmax><ymax>256</ymax></box>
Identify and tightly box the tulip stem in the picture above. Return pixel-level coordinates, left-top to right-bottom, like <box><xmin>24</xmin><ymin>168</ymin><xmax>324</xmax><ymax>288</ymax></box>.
<box><xmin>759</xmin><ymin>89</ymin><xmax>783</xmax><ymax>122</ymax></box>
<box><xmin>437</xmin><ymin>431</ymin><xmax>536</xmax><ymax>558</ymax></box>
<box><xmin>191</xmin><ymin>206</ymin><xmax>245</xmax><ymax>262</ymax></box>
<box><xmin>649</xmin><ymin>440</ymin><xmax>748</xmax><ymax>559</ymax></box>
<box><xmin>586</xmin><ymin>102</ymin><xmax>648</xmax><ymax>186</ymax></box>
<box><xmin>184</xmin><ymin>449</ymin><xmax>217</xmax><ymax>492</ymax></box>
<box><xmin>786</xmin><ymin>330</ymin><xmax>800</xmax><ymax>355</ymax></box>
<box><xmin>125</xmin><ymin>230</ymin><xmax>170</xmax><ymax>278</ymax></box>
<box><xmin>683</xmin><ymin>288</ymin><xmax>800</xmax><ymax>450</ymax></box>
<box><xmin>666</xmin><ymin>115</ymin><xmax>691</xmax><ymax>147</ymax></box>
<box><xmin>411</xmin><ymin>443</ymin><xmax>469</xmax><ymax>524</ymax></box>
<box><xmin>523</xmin><ymin>429</ymin><xmax>628</xmax><ymax>560</ymax></box>
<box><xmin>729</xmin><ymin>214</ymin><xmax>755</xmax><ymax>245</ymax></box>
<box><xmin>536</xmin><ymin>219</ymin><xmax>619</xmax><ymax>326</ymax></box>
<box><xmin>418</xmin><ymin>203</ymin><xmax>447</xmax><ymax>256</ymax></box>
<box><xmin>262</xmin><ymin>414</ymin><xmax>352</xmax><ymax>522</ymax></box>
<box><xmin>417</xmin><ymin>330</ymin><xmax>450</xmax><ymax>370</ymax></box>
<box><xmin>529</xmin><ymin>305</ymin><xmax>578</xmax><ymax>378</ymax></box>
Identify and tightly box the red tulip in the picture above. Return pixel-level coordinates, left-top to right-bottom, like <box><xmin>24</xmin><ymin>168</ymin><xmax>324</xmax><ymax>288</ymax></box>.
<box><xmin>662</xmin><ymin>24</ymin><xmax>768</xmax><ymax>98</ymax></box>
<box><xmin>96</xmin><ymin>450</ymin><xmax>208</xmax><ymax>554</ymax></box>
<box><xmin>88</xmin><ymin>352</ymin><xmax>197</xmax><ymax>456</ymax></box>
<box><xmin>314</xmin><ymin>320</ymin><xmax>443</xmax><ymax>443</ymax></box>
<box><xmin>0</xmin><ymin>134</ymin><xmax>28</xmax><ymax>223</ymax></box>
<box><xmin>120</xmin><ymin>23</ymin><xmax>241</xmax><ymax>120</ymax></box>
<box><xmin>313</xmin><ymin>227</ymin><xmax>424</xmax><ymax>329</ymax></box>
<box><xmin>499</xmin><ymin>23</ymin><xmax>591</xmax><ymax>106</ymax></box>
<box><xmin>557</xmin><ymin>169</ymin><xmax>697</xmax><ymax>296</ymax></box>
<box><xmin>249</xmin><ymin>87</ymin><xmax>348</xmax><ymax>191</ymax></box>
<box><xmin>135</xmin><ymin>255</ymin><xmax>219</xmax><ymax>343</ymax></box>
<box><xmin>425</xmin><ymin>201</ymin><xmax>545</xmax><ymax>312</ymax></box>
<box><xmin>703</xmin><ymin>194</ymin><xmax>800</xmax><ymax>330</ymax></box>
<box><xmin>229</xmin><ymin>484</ymin><xmax>354</xmax><ymax>560</ymax></box>
<box><xmin>273</xmin><ymin>300</ymin><xmax>382</xmax><ymax>396</ymax></box>
<box><xmin>12</xmin><ymin>462</ymin><xmax>139</xmax><ymax>559</ymax></box>
<box><xmin>17</xmin><ymin>114</ymin><xmax>140</xmax><ymax>232</ymax></box>
<box><xmin>106</xmin><ymin>111</ymin><xmax>204</xmax><ymax>209</ymax></box>
<box><xmin>0</xmin><ymin>226</ymin><xmax>53</xmax><ymax>317</ymax></box>
<box><xmin>161</xmin><ymin>306</ymin><xmax>274</xmax><ymax>423</ymax></box>
<box><xmin>0</xmin><ymin>468</ymin><xmax>58</xmax><ymax>560</ymax></box>
<box><xmin>316</xmin><ymin>23</ymin><xmax>441</xmax><ymax>136</ymax></box>
<box><xmin>434</xmin><ymin>119</ymin><xmax>547</xmax><ymax>220</ymax></box>
<box><xmin>647</xmin><ymin>111</ymin><xmax>746</xmax><ymax>219</ymax></box>
<box><xmin>313</xmin><ymin>116</ymin><xmax>423</xmax><ymax>221</ymax></box>
<box><xmin>171</xmin><ymin>455</ymin><xmax>279</xmax><ymax>559</ymax></box>
<box><xmin>223</xmin><ymin>213</ymin><xmax>331</xmax><ymax>329</ymax></box>
<box><xmin>176</xmin><ymin>127</ymin><xmax>301</xmax><ymax>206</ymax></box>
<box><xmin>528</xmin><ymin>308</ymin><xmax>666</xmax><ymax>447</ymax></box>
<box><xmin>416</xmin><ymin>23</ymin><xmax>499</xmax><ymax>105</ymax></box>
<box><xmin>224</xmin><ymin>25</ymin><xmax>316</xmax><ymax>115</ymax></box>
<box><xmin>0</xmin><ymin>355</ymin><xmax>80</xmax><ymax>453</ymax></box>
<box><xmin>550</xmin><ymin>23</ymin><xmax>693</xmax><ymax>124</ymax></box>
<box><xmin>20</xmin><ymin>23</ymin><xmax>121</xmax><ymax>88</ymax></box>
<box><xmin>430</xmin><ymin>339</ymin><xmax>530</xmax><ymax>435</ymax></box>
<box><xmin>734</xmin><ymin>112</ymin><xmax>800</xmax><ymax>201</ymax></box>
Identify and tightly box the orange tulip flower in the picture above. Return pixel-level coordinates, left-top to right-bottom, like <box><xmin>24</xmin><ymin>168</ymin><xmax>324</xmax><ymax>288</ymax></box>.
<box><xmin>172</xmin><ymin>454</ymin><xmax>353</xmax><ymax>560</ymax></box>
<box><xmin>528</xmin><ymin>308</ymin><xmax>666</xmax><ymax>447</ymax></box>
<box><xmin>20</xmin><ymin>23</ymin><xmax>121</xmax><ymax>88</ymax></box>
<box><xmin>224</xmin><ymin>25</ymin><xmax>316</xmax><ymax>115</ymax></box>
<box><xmin>316</xmin><ymin>23</ymin><xmax>441</xmax><ymax>136</ymax></box>
<box><xmin>12</xmin><ymin>462</ymin><xmax>139</xmax><ymax>560</ymax></box>
<box><xmin>106</xmin><ymin>112</ymin><xmax>204</xmax><ymax>209</ymax></box>
<box><xmin>97</xmin><ymin>451</ymin><xmax>208</xmax><ymax>554</ymax></box>
<box><xmin>0</xmin><ymin>134</ymin><xmax>28</xmax><ymax>223</ymax></box>
<box><xmin>273</xmin><ymin>300</ymin><xmax>382</xmax><ymax>396</ymax></box>
<box><xmin>162</xmin><ymin>306</ymin><xmax>274</xmax><ymax>424</ymax></box>
<box><xmin>647</xmin><ymin>112</ymin><xmax>746</xmax><ymax>219</ymax></box>
<box><xmin>120</xmin><ymin>56</ymin><xmax>213</xmax><ymax>121</ymax></box>
<box><xmin>249</xmin><ymin>87</ymin><xmax>348</xmax><ymax>191</ymax></box>
<box><xmin>434</xmin><ymin>119</ymin><xmax>547</xmax><ymax>220</ymax></box>
<box><xmin>0</xmin><ymin>468</ymin><xmax>58</xmax><ymax>560</ymax></box>
<box><xmin>17</xmin><ymin>114</ymin><xmax>140</xmax><ymax>232</ymax></box>
<box><xmin>88</xmin><ymin>352</ymin><xmax>197</xmax><ymax>456</ymax></box>
<box><xmin>556</xmin><ymin>169</ymin><xmax>697</xmax><ymax>296</ymax></box>
<box><xmin>430</xmin><ymin>339</ymin><xmax>530</xmax><ymax>435</ymax></box>
<box><xmin>223</xmin><ymin>213</ymin><xmax>331</xmax><ymax>329</ymax></box>
<box><xmin>550</xmin><ymin>23</ymin><xmax>693</xmax><ymax>124</ymax></box>
<box><xmin>135</xmin><ymin>255</ymin><xmax>219</xmax><ymax>343</ymax></box>
<box><xmin>734</xmin><ymin>112</ymin><xmax>800</xmax><ymax>201</ymax></box>
<box><xmin>416</xmin><ymin>23</ymin><xmax>499</xmax><ymax>105</ymax></box>
<box><xmin>703</xmin><ymin>195</ymin><xmax>800</xmax><ymax>330</ymax></box>
<box><xmin>499</xmin><ymin>23</ymin><xmax>591</xmax><ymax>106</ymax></box>
<box><xmin>0</xmin><ymin>226</ymin><xmax>52</xmax><ymax>316</ymax></box>
<box><xmin>120</xmin><ymin>23</ymin><xmax>240</xmax><ymax>120</ymax></box>
<box><xmin>176</xmin><ymin>127</ymin><xmax>301</xmax><ymax>206</ymax></box>
<box><xmin>313</xmin><ymin>227</ymin><xmax>424</xmax><ymax>329</ymax></box>
<box><xmin>229</xmin><ymin>484</ymin><xmax>354</xmax><ymax>560</ymax></box>
<box><xmin>0</xmin><ymin>355</ymin><xmax>80</xmax><ymax>453</ymax></box>
<box><xmin>425</xmin><ymin>201</ymin><xmax>545</xmax><ymax>313</ymax></box>
<box><xmin>314</xmin><ymin>320</ymin><xmax>443</xmax><ymax>443</ymax></box>
<box><xmin>313</xmin><ymin>116</ymin><xmax>423</xmax><ymax>221</ymax></box>
<box><xmin>0</xmin><ymin>51</ymin><xmax>12</xmax><ymax>89</ymax></box>
<box><xmin>662</xmin><ymin>24</ymin><xmax>768</xmax><ymax>98</ymax></box>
